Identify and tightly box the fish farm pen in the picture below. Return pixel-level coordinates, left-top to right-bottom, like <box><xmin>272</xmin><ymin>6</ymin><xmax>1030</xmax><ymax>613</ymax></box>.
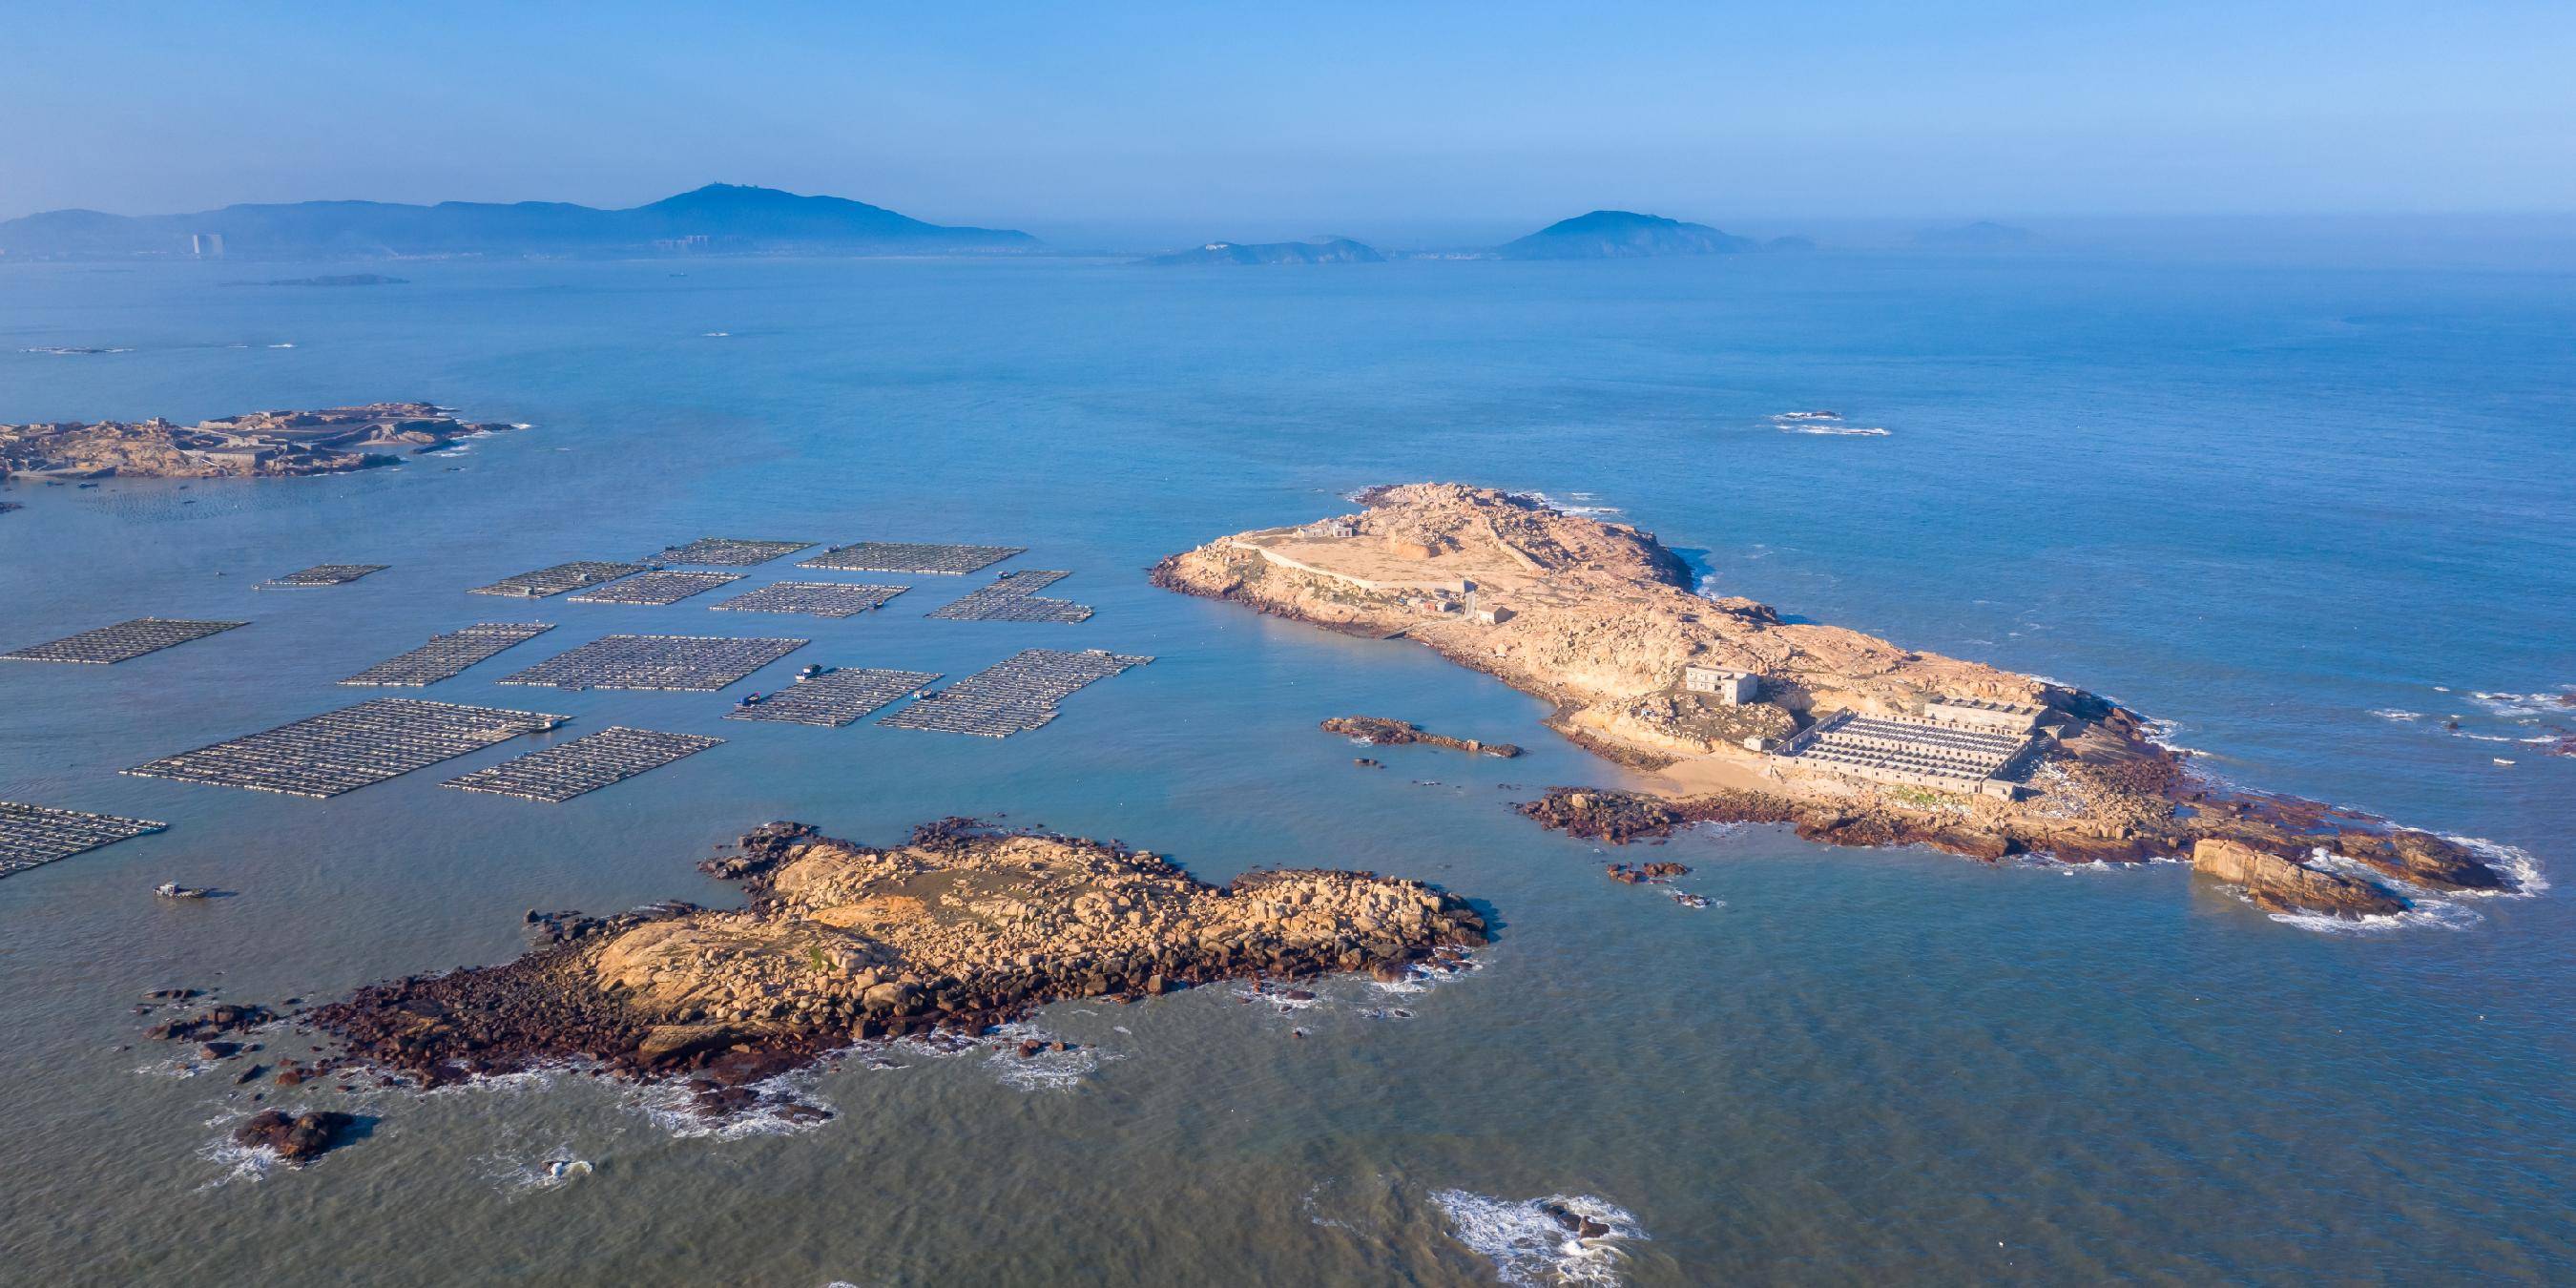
<box><xmin>566</xmin><ymin>570</ymin><xmax>744</xmax><ymax>606</ymax></box>
<box><xmin>646</xmin><ymin>537</ymin><xmax>817</xmax><ymax>567</ymax></box>
<box><xmin>708</xmin><ymin>581</ymin><xmax>908</xmax><ymax>619</ymax></box>
<box><xmin>878</xmin><ymin>648</ymin><xmax>1152</xmax><ymax>737</ymax></box>
<box><xmin>0</xmin><ymin>802</ymin><xmax>167</xmax><ymax>878</ymax></box>
<box><xmin>799</xmin><ymin>541</ymin><xmax>1025</xmax><ymax>575</ymax></box>
<box><xmin>725</xmin><ymin>667</ymin><xmax>942</xmax><ymax>727</ymax></box>
<box><xmin>443</xmin><ymin>726</ymin><xmax>723</xmax><ymax>803</ymax></box>
<box><xmin>469</xmin><ymin>561</ymin><xmax>646</xmax><ymax>598</ymax></box>
<box><xmin>125</xmin><ymin>698</ymin><xmax>565</xmax><ymax>799</ymax></box>
<box><xmin>925</xmin><ymin>570</ymin><xmax>1093</xmax><ymax>623</ymax></box>
<box><xmin>341</xmin><ymin>623</ymin><xmax>554</xmax><ymax>687</ymax></box>
<box><xmin>1</xmin><ymin>618</ymin><xmax>247</xmax><ymax>665</ymax></box>
<box><xmin>496</xmin><ymin>634</ymin><xmax>808</xmax><ymax>692</ymax></box>
<box><xmin>259</xmin><ymin>564</ymin><xmax>388</xmax><ymax>589</ymax></box>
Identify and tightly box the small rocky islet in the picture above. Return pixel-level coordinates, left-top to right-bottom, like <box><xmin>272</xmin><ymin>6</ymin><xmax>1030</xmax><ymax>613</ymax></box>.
<box><xmin>293</xmin><ymin>820</ymin><xmax>1485</xmax><ymax>1114</ymax></box>
<box><xmin>0</xmin><ymin>402</ymin><xmax>511</xmax><ymax>480</ymax></box>
<box><xmin>1153</xmin><ymin>483</ymin><xmax>2518</xmax><ymax>919</ymax></box>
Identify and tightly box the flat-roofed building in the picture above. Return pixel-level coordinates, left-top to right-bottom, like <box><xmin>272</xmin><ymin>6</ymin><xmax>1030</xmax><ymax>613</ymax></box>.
<box><xmin>1684</xmin><ymin>665</ymin><xmax>1759</xmax><ymax>704</ymax></box>
<box><xmin>1924</xmin><ymin>696</ymin><xmax>2046</xmax><ymax>733</ymax></box>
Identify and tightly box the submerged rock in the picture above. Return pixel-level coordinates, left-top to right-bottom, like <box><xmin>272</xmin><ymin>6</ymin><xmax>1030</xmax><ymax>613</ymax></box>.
<box><xmin>232</xmin><ymin>1110</ymin><xmax>360</xmax><ymax>1164</ymax></box>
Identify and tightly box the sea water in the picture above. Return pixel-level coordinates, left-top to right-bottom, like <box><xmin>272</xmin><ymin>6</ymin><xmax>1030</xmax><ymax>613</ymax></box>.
<box><xmin>1</xmin><ymin>250</ymin><xmax>2570</xmax><ymax>1284</ymax></box>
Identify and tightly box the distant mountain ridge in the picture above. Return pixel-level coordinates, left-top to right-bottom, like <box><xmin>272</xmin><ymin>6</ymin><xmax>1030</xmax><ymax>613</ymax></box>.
<box><xmin>1142</xmin><ymin>237</ymin><xmax>1386</xmax><ymax>266</ymax></box>
<box><xmin>1498</xmin><ymin>210</ymin><xmax>1758</xmax><ymax>259</ymax></box>
<box><xmin>0</xmin><ymin>184</ymin><xmax>1037</xmax><ymax>259</ymax></box>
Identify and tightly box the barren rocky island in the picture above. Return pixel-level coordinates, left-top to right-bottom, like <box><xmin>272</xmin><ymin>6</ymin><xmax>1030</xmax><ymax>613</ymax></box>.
<box><xmin>0</xmin><ymin>402</ymin><xmax>509</xmax><ymax>480</ymax></box>
<box><xmin>307</xmin><ymin>820</ymin><xmax>1485</xmax><ymax>1107</ymax></box>
<box><xmin>1153</xmin><ymin>484</ymin><xmax>2518</xmax><ymax>919</ymax></box>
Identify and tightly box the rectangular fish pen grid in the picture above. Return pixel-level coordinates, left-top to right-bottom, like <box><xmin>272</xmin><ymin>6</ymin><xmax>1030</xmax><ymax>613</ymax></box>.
<box><xmin>0</xmin><ymin>802</ymin><xmax>167</xmax><ymax>877</ymax></box>
<box><xmin>260</xmin><ymin>564</ymin><xmax>388</xmax><ymax>589</ymax></box>
<box><xmin>2</xmin><ymin>618</ymin><xmax>246</xmax><ymax>665</ymax></box>
<box><xmin>444</xmin><ymin>726</ymin><xmax>723</xmax><ymax>803</ymax></box>
<box><xmin>469</xmin><ymin>561</ymin><xmax>647</xmax><ymax>598</ymax></box>
<box><xmin>341</xmin><ymin>623</ymin><xmax>554</xmax><ymax>687</ymax></box>
<box><xmin>925</xmin><ymin>570</ymin><xmax>1093</xmax><ymax>623</ymax></box>
<box><xmin>879</xmin><ymin>648</ymin><xmax>1151</xmax><ymax>737</ymax></box>
<box><xmin>725</xmin><ymin>668</ymin><xmax>941</xmax><ymax>727</ymax></box>
<box><xmin>567</xmin><ymin>571</ymin><xmax>744</xmax><ymax>606</ymax></box>
<box><xmin>497</xmin><ymin>634</ymin><xmax>807</xmax><ymax>692</ymax></box>
<box><xmin>799</xmin><ymin>541</ymin><xmax>1024</xmax><ymax>575</ymax></box>
<box><xmin>646</xmin><ymin>537</ymin><xmax>816</xmax><ymax>567</ymax></box>
<box><xmin>125</xmin><ymin>697</ymin><xmax>565</xmax><ymax>799</ymax></box>
<box><xmin>709</xmin><ymin>581</ymin><xmax>907</xmax><ymax>619</ymax></box>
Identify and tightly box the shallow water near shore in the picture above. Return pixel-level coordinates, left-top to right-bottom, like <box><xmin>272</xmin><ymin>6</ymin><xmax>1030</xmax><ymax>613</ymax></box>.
<box><xmin>3</xmin><ymin>251</ymin><xmax>2573</xmax><ymax>1284</ymax></box>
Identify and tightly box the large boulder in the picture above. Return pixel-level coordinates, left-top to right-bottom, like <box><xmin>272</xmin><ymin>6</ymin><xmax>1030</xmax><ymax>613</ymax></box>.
<box><xmin>2192</xmin><ymin>839</ymin><xmax>2405</xmax><ymax>918</ymax></box>
<box><xmin>232</xmin><ymin>1110</ymin><xmax>361</xmax><ymax>1164</ymax></box>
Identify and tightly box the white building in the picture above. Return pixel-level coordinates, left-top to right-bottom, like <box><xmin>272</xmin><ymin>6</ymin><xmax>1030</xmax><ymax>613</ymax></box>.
<box><xmin>1684</xmin><ymin>665</ymin><xmax>1759</xmax><ymax>704</ymax></box>
<box><xmin>1924</xmin><ymin>696</ymin><xmax>2046</xmax><ymax>733</ymax></box>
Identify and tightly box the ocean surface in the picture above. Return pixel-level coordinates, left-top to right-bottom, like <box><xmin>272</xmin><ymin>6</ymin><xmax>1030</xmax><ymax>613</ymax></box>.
<box><xmin>2</xmin><ymin>249</ymin><xmax>2570</xmax><ymax>1285</ymax></box>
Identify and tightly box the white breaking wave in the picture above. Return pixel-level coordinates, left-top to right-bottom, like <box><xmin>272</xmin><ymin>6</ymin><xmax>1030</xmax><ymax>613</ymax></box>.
<box><xmin>1776</xmin><ymin>424</ymin><xmax>1890</xmax><ymax>437</ymax></box>
<box><xmin>1430</xmin><ymin>1189</ymin><xmax>1647</xmax><ymax>1285</ymax></box>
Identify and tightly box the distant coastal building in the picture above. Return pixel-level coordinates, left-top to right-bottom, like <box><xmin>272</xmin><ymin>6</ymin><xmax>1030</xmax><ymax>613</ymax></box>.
<box><xmin>189</xmin><ymin>233</ymin><xmax>225</xmax><ymax>258</ymax></box>
<box><xmin>1299</xmin><ymin>518</ymin><xmax>1357</xmax><ymax>539</ymax></box>
<box><xmin>1471</xmin><ymin>605</ymin><xmax>1513</xmax><ymax>625</ymax></box>
<box><xmin>653</xmin><ymin>235</ymin><xmax>712</xmax><ymax>252</ymax></box>
<box><xmin>1684</xmin><ymin>665</ymin><xmax>1759</xmax><ymax>704</ymax></box>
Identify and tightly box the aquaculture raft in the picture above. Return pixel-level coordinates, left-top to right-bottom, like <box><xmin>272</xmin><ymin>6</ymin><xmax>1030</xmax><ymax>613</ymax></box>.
<box><xmin>645</xmin><ymin>537</ymin><xmax>815</xmax><ymax>567</ymax></box>
<box><xmin>879</xmin><ymin>648</ymin><xmax>1151</xmax><ymax>737</ymax></box>
<box><xmin>341</xmin><ymin>623</ymin><xmax>553</xmax><ymax>687</ymax></box>
<box><xmin>443</xmin><ymin>726</ymin><xmax>723</xmax><ymax>802</ymax></box>
<box><xmin>0</xmin><ymin>802</ymin><xmax>167</xmax><ymax>878</ymax></box>
<box><xmin>1</xmin><ymin>618</ymin><xmax>246</xmax><ymax>665</ymax></box>
<box><xmin>259</xmin><ymin>564</ymin><xmax>388</xmax><ymax>589</ymax></box>
<box><xmin>567</xmin><ymin>570</ymin><xmax>743</xmax><ymax>606</ymax></box>
<box><xmin>125</xmin><ymin>697</ymin><xmax>565</xmax><ymax>799</ymax></box>
<box><xmin>725</xmin><ymin>668</ymin><xmax>941</xmax><ymax>727</ymax></box>
<box><xmin>469</xmin><ymin>561</ymin><xmax>646</xmax><ymax>598</ymax></box>
<box><xmin>799</xmin><ymin>541</ymin><xmax>1024</xmax><ymax>575</ymax></box>
<box><xmin>496</xmin><ymin>634</ymin><xmax>807</xmax><ymax>692</ymax></box>
<box><xmin>708</xmin><ymin>581</ymin><xmax>906</xmax><ymax>619</ymax></box>
<box><xmin>925</xmin><ymin>570</ymin><xmax>1091</xmax><ymax>623</ymax></box>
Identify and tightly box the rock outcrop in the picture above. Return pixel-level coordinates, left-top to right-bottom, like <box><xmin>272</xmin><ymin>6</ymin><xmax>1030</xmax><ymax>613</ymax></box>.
<box><xmin>1321</xmin><ymin>716</ymin><xmax>1520</xmax><ymax>758</ymax></box>
<box><xmin>2190</xmin><ymin>839</ymin><xmax>2406</xmax><ymax>918</ymax></box>
<box><xmin>311</xmin><ymin>820</ymin><xmax>1485</xmax><ymax>1094</ymax></box>
<box><xmin>232</xmin><ymin>1110</ymin><xmax>362</xmax><ymax>1164</ymax></box>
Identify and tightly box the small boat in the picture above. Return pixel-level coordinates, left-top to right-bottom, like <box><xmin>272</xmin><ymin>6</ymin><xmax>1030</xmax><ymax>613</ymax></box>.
<box><xmin>799</xmin><ymin>664</ymin><xmax>828</xmax><ymax>679</ymax></box>
<box><xmin>737</xmin><ymin>692</ymin><xmax>765</xmax><ymax>707</ymax></box>
<box><xmin>155</xmin><ymin>882</ymin><xmax>212</xmax><ymax>900</ymax></box>
<box><xmin>2494</xmin><ymin>758</ymin><xmax>2516</xmax><ymax>766</ymax></box>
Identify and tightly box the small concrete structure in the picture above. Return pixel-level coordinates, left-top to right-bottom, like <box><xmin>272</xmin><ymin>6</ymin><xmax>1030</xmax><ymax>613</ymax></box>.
<box><xmin>1471</xmin><ymin>605</ymin><xmax>1514</xmax><ymax>625</ymax></box>
<box><xmin>1925</xmin><ymin>696</ymin><xmax>2046</xmax><ymax>733</ymax></box>
<box><xmin>1684</xmin><ymin>665</ymin><xmax>1759</xmax><ymax>705</ymax></box>
<box><xmin>1299</xmin><ymin>519</ymin><xmax>1357</xmax><ymax>539</ymax></box>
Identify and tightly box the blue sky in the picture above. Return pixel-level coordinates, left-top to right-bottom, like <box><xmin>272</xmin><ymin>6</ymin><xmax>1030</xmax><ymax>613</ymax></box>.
<box><xmin>6</xmin><ymin>1</ymin><xmax>2570</xmax><ymax>234</ymax></box>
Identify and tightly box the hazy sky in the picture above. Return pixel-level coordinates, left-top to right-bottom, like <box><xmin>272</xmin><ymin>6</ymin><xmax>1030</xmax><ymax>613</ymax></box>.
<box><xmin>6</xmin><ymin>1</ymin><xmax>2571</xmax><ymax>236</ymax></box>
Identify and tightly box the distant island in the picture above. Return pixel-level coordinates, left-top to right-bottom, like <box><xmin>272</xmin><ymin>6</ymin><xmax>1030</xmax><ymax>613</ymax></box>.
<box><xmin>1498</xmin><ymin>210</ymin><xmax>1759</xmax><ymax>259</ymax></box>
<box><xmin>1153</xmin><ymin>485</ymin><xmax>2517</xmax><ymax>921</ymax></box>
<box><xmin>226</xmin><ymin>274</ymin><xmax>408</xmax><ymax>286</ymax></box>
<box><xmin>1142</xmin><ymin>237</ymin><xmax>1386</xmax><ymax>266</ymax></box>
<box><xmin>0</xmin><ymin>183</ymin><xmax>1037</xmax><ymax>260</ymax></box>
<box><xmin>0</xmin><ymin>402</ymin><xmax>512</xmax><ymax>479</ymax></box>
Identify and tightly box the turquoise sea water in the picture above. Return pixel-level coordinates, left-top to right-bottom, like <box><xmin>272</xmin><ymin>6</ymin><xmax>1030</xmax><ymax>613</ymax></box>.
<box><xmin>2</xmin><ymin>251</ymin><xmax>2571</xmax><ymax>1284</ymax></box>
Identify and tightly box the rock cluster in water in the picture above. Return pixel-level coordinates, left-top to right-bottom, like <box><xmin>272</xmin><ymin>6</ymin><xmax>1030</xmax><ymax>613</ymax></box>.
<box><xmin>1321</xmin><ymin>716</ymin><xmax>1521</xmax><ymax>758</ymax></box>
<box><xmin>309</xmin><ymin>820</ymin><xmax>1486</xmax><ymax>1101</ymax></box>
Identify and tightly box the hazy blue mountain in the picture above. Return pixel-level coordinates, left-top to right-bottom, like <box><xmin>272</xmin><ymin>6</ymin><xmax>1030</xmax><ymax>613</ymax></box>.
<box><xmin>1763</xmin><ymin>235</ymin><xmax>1818</xmax><ymax>253</ymax></box>
<box><xmin>1912</xmin><ymin>219</ymin><xmax>2038</xmax><ymax>249</ymax></box>
<box><xmin>0</xmin><ymin>184</ymin><xmax>1037</xmax><ymax>259</ymax></box>
<box><xmin>1497</xmin><ymin>210</ymin><xmax>1758</xmax><ymax>259</ymax></box>
<box><xmin>1142</xmin><ymin>237</ymin><xmax>1386</xmax><ymax>266</ymax></box>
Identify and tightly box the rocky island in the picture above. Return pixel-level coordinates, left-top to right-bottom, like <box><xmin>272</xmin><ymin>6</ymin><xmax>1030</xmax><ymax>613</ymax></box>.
<box><xmin>1152</xmin><ymin>484</ymin><xmax>2517</xmax><ymax>920</ymax></box>
<box><xmin>310</xmin><ymin>821</ymin><xmax>1485</xmax><ymax>1103</ymax></box>
<box><xmin>0</xmin><ymin>402</ymin><xmax>510</xmax><ymax>480</ymax></box>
